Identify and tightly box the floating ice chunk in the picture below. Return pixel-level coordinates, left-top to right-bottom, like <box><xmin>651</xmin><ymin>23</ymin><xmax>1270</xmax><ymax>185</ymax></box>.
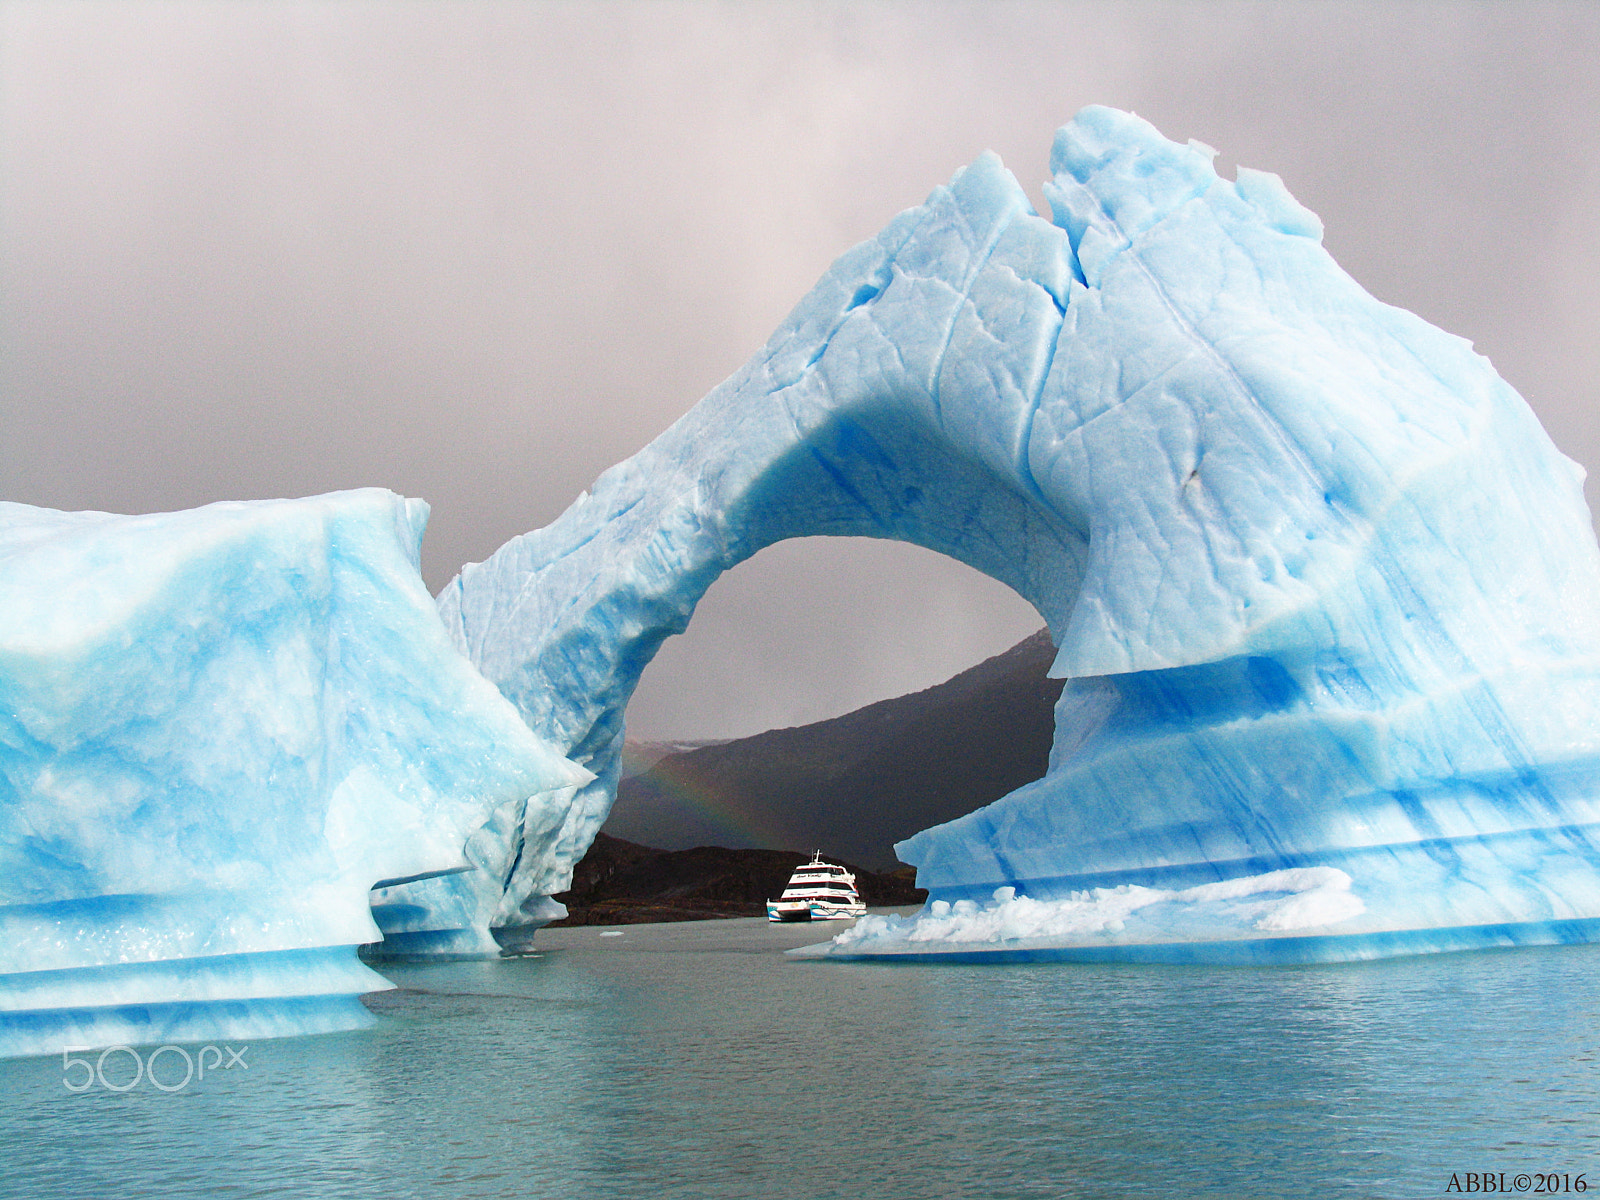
<box><xmin>831</xmin><ymin>867</ymin><xmax>1363</xmax><ymax>953</ymax></box>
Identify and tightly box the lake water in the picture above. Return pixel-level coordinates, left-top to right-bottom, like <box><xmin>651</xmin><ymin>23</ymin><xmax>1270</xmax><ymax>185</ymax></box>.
<box><xmin>4</xmin><ymin>916</ymin><xmax>1599</xmax><ymax>1199</ymax></box>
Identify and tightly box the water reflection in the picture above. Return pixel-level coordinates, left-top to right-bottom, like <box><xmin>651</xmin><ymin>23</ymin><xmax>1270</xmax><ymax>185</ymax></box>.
<box><xmin>4</xmin><ymin>923</ymin><xmax>1600</xmax><ymax>1198</ymax></box>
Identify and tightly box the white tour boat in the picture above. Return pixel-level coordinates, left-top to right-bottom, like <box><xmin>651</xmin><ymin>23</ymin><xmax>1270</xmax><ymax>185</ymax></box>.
<box><xmin>766</xmin><ymin>852</ymin><xmax>867</xmax><ymax>922</ymax></box>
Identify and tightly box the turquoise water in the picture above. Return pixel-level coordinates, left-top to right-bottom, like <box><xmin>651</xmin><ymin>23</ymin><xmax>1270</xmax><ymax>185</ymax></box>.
<box><xmin>4</xmin><ymin>917</ymin><xmax>1600</xmax><ymax>1199</ymax></box>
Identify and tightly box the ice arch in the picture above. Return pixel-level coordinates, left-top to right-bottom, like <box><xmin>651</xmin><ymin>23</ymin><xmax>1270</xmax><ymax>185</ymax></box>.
<box><xmin>374</xmin><ymin>147</ymin><xmax>1082</xmax><ymax>954</ymax></box>
<box><xmin>384</xmin><ymin>106</ymin><xmax>1600</xmax><ymax>961</ymax></box>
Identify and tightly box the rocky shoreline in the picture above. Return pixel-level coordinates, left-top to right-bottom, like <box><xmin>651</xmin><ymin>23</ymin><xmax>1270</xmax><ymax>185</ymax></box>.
<box><xmin>549</xmin><ymin>833</ymin><xmax>926</xmax><ymax>925</ymax></box>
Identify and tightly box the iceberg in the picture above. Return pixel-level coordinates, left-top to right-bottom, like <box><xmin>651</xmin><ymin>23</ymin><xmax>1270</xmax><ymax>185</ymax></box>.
<box><xmin>434</xmin><ymin>105</ymin><xmax>1600</xmax><ymax>963</ymax></box>
<box><xmin>0</xmin><ymin>490</ymin><xmax>588</xmax><ymax>1057</ymax></box>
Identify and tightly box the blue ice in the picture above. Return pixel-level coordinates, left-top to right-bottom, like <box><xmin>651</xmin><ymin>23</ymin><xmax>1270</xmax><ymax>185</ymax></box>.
<box><xmin>429</xmin><ymin>106</ymin><xmax>1600</xmax><ymax>963</ymax></box>
<box><xmin>0</xmin><ymin>490</ymin><xmax>588</xmax><ymax>1057</ymax></box>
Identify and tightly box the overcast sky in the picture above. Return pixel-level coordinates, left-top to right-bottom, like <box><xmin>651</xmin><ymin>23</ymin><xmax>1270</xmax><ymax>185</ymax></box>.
<box><xmin>3</xmin><ymin>1</ymin><xmax>1597</xmax><ymax>741</ymax></box>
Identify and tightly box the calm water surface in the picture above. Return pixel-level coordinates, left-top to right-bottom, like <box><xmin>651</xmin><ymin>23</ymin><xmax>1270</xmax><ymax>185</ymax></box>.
<box><xmin>4</xmin><ymin>917</ymin><xmax>1599</xmax><ymax>1199</ymax></box>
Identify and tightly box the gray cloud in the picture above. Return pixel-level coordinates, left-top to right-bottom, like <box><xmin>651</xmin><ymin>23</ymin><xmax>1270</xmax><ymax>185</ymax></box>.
<box><xmin>3</xmin><ymin>1</ymin><xmax>1596</xmax><ymax>739</ymax></box>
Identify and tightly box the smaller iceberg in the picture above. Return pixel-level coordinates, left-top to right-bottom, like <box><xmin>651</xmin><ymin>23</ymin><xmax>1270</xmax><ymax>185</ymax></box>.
<box><xmin>0</xmin><ymin>490</ymin><xmax>588</xmax><ymax>1058</ymax></box>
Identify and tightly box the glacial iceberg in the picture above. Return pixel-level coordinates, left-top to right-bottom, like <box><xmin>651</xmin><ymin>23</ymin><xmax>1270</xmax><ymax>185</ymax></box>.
<box><xmin>0</xmin><ymin>490</ymin><xmax>588</xmax><ymax>1057</ymax></box>
<box><xmin>433</xmin><ymin>105</ymin><xmax>1600</xmax><ymax>963</ymax></box>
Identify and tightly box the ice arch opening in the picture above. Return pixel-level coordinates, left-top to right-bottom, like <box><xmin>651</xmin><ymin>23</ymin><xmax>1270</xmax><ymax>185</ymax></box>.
<box><xmin>376</xmin><ymin>106</ymin><xmax>1600</xmax><ymax>962</ymax></box>
<box><xmin>407</xmin><ymin>392</ymin><xmax>1083</xmax><ymax>954</ymax></box>
<box><xmin>607</xmin><ymin>536</ymin><xmax>1058</xmax><ymax>864</ymax></box>
<box><xmin>366</xmin><ymin>142</ymin><xmax>1087</xmax><ymax>956</ymax></box>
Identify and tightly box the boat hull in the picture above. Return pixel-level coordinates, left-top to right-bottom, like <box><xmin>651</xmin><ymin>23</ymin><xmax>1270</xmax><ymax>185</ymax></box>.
<box><xmin>767</xmin><ymin>905</ymin><xmax>814</xmax><ymax>923</ymax></box>
<box><xmin>766</xmin><ymin>901</ymin><xmax>866</xmax><ymax>922</ymax></box>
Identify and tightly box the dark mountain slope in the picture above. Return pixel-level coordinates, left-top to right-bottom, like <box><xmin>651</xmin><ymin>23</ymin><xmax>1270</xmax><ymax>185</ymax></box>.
<box><xmin>605</xmin><ymin>628</ymin><xmax>1064</xmax><ymax>870</ymax></box>
<box><xmin>548</xmin><ymin>833</ymin><xmax>925</xmax><ymax>925</ymax></box>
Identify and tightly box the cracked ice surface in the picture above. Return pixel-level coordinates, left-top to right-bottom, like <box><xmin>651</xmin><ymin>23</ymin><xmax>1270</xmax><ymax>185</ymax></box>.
<box><xmin>0</xmin><ymin>490</ymin><xmax>588</xmax><ymax>1056</ymax></box>
<box><xmin>430</xmin><ymin>106</ymin><xmax>1600</xmax><ymax>962</ymax></box>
